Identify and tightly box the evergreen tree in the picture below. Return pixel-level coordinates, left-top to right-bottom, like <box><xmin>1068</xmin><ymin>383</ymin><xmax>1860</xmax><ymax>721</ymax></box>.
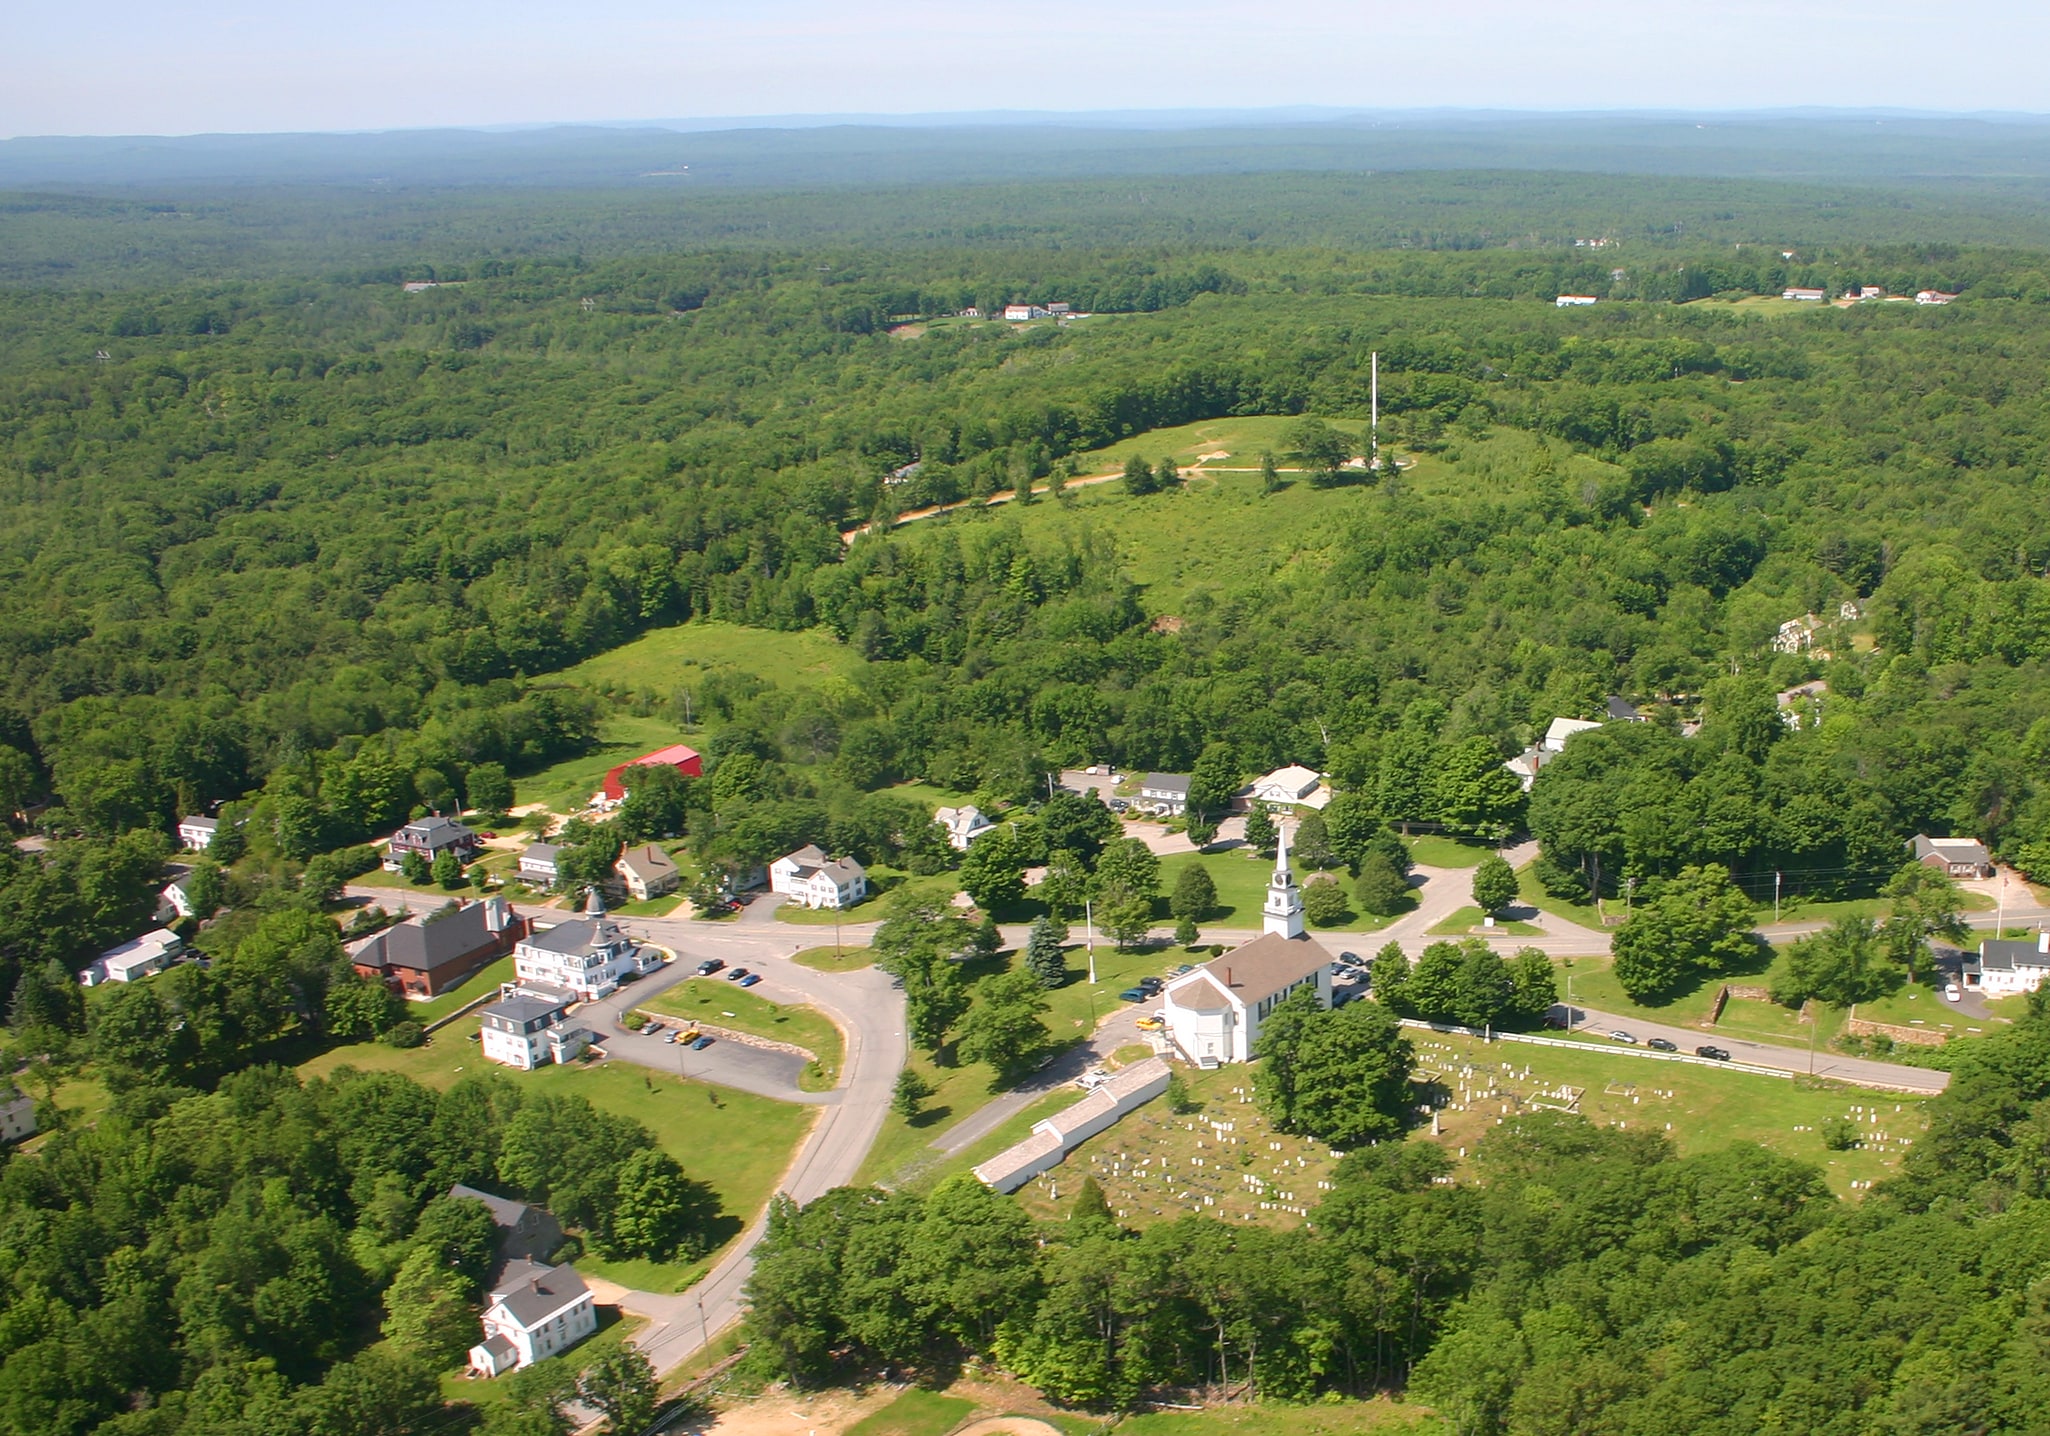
<box><xmin>1244</xmin><ymin>808</ymin><xmax>1278</xmax><ymax>854</ymax></box>
<box><xmin>1024</xmin><ymin>916</ymin><xmax>1068</xmax><ymax>988</ymax></box>
<box><xmin>1171</xmin><ymin>861</ymin><xmax>1218</xmax><ymax>923</ymax></box>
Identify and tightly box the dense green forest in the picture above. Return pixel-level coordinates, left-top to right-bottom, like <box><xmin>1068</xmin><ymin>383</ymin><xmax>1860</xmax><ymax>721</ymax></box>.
<box><xmin>8</xmin><ymin>160</ymin><xmax>2050</xmax><ymax>1430</ymax></box>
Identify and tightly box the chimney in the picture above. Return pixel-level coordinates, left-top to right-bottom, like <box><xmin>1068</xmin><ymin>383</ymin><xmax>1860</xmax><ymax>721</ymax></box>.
<box><xmin>1225</xmin><ymin>967</ymin><xmax>1234</xmax><ymax>988</ymax></box>
<box><xmin>484</xmin><ymin>896</ymin><xmax>509</xmax><ymax>934</ymax></box>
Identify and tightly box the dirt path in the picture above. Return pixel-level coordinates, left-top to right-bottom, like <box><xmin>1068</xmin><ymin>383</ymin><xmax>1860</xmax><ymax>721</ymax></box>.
<box><xmin>689</xmin><ymin>1387</ymin><xmax>897</xmax><ymax>1436</ymax></box>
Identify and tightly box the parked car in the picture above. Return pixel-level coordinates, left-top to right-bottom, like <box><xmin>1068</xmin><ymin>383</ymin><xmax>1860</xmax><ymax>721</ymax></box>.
<box><xmin>1944</xmin><ymin>983</ymin><xmax>1963</xmax><ymax>1002</ymax></box>
<box><xmin>1647</xmin><ymin>1037</ymin><xmax>1677</xmax><ymax>1052</ymax></box>
<box><xmin>1608</xmin><ymin>1030</ymin><xmax>1637</xmax><ymax>1044</ymax></box>
<box><xmin>739</xmin><ymin>973</ymin><xmax>762</xmax><ymax>988</ymax></box>
<box><xmin>690</xmin><ymin>1035</ymin><xmax>715</xmax><ymax>1050</ymax></box>
<box><xmin>664</xmin><ymin>1031</ymin><xmax>681</xmax><ymax>1045</ymax></box>
<box><xmin>479</xmin><ymin>831</ymin><xmax>499</xmax><ymax>840</ymax></box>
<box><xmin>696</xmin><ymin>959</ymin><xmax>725</xmax><ymax>976</ymax></box>
<box><xmin>1696</xmin><ymin>1045</ymin><xmax>1731</xmax><ymax>1061</ymax></box>
<box><xmin>1338</xmin><ymin>951</ymin><xmax>1362</xmax><ymax>965</ymax></box>
<box><xmin>1118</xmin><ymin>988</ymin><xmax>1148</xmax><ymax>1002</ymax></box>
<box><xmin>1136</xmin><ymin>1016</ymin><xmax>1164</xmax><ymax>1031</ymax></box>
<box><xmin>1173</xmin><ymin>963</ymin><xmax>1195</xmax><ymax>975</ymax></box>
<box><xmin>643</xmin><ymin>1022</ymin><xmax>664</xmax><ymax>1038</ymax></box>
<box><xmin>726</xmin><ymin>967</ymin><xmax>750</xmax><ymax>982</ymax></box>
<box><xmin>1138</xmin><ymin>976</ymin><xmax>1163</xmax><ymax>993</ymax></box>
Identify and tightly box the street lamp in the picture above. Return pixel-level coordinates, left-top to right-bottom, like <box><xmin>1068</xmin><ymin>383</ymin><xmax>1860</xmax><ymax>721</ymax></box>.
<box><xmin>1085</xmin><ymin>897</ymin><xmax>1097</xmax><ymax>986</ymax></box>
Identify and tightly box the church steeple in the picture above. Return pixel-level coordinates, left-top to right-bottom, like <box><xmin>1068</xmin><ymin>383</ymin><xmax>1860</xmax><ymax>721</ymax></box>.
<box><xmin>584</xmin><ymin>885</ymin><xmax>608</xmax><ymax>919</ymax></box>
<box><xmin>1263</xmin><ymin>818</ymin><xmax>1305</xmax><ymax>939</ymax></box>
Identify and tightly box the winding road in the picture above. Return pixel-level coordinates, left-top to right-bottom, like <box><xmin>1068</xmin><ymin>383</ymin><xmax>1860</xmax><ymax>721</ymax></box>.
<box><xmin>346</xmin><ymin>846</ymin><xmax>2049</xmax><ymax>1374</ymax></box>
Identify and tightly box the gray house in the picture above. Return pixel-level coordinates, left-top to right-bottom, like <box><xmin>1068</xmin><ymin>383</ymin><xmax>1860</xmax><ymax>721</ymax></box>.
<box><xmin>1138</xmin><ymin>773</ymin><xmax>1192</xmax><ymax>817</ymax></box>
<box><xmin>449</xmin><ymin>1183</ymin><xmax>566</xmax><ymax>1265</ymax></box>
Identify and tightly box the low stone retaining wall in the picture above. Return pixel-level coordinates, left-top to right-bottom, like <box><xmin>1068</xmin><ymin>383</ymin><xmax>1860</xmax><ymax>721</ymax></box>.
<box><xmin>1845</xmin><ymin>1013</ymin><xmax>1950</xmax><ymax>1048</ymax></box>
<box><xmin>630</xmin><ymin>1011</ymin><xmax>815</xmax><ymax>1062</ymax></box>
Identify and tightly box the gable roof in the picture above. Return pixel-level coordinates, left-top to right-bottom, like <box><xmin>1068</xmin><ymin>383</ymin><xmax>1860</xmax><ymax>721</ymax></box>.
<box><xmin>449</xmin><ymin>1183</ymin><xmax>535</xmax><ymax>1230</ymax></box>
<box><xmin>521</xmin><ymin>842</ymin><xmax>561</xmax><ymax>864</ymax></box>
<box><xmin>352</xmin><ymin>900</ymin><xmax>500</xmax><ymax>974</ymax></box>
<box><xmin>1913</xmin><ymin>834</ymin><xmax>1990</xmax><ymax>865</ymax></box>
<box><xmin>1141</xmin><ymin>773</ymin><xmax>1192</xmax><ymax>795</ymax></box>
<box><xmin>1198</xmin><ymin>931</ymin><xmax>1332</xmax><ymax>1006</ymax></box>
<box><xmin>1255</xmin><ymin>764</ymin><xmax>1321</xmax><ymax>797</ymax></box>
<box><xmin>480</xmin><ymin>991</ymin><xmax>573</xmax><ymax>1026</ymax></box>
<box><xmin>776</xmin><ymin>843</ymin><xmax>830</xmax><ymax>869</ymax></box>
<box><xmin>1976</xmin><ymin>937</ymin><xmax>2050</xmax><ymax>972</ymax></box>
<box><xmin>1604</xmin><ymin>696</ymin><xmax>1641</xmax><ymax>721</ymax></box>
<box><xmin>489</xmin><ymin>1260</ymin><xmax>591</xmax><ymax>1329</ymax></box>
<box><xmin>1545</xmin><ymin>717</ymin><xmax>1602</xmax><ymax>747</ymax></box>
<box><xmin>616</xmin><ymin>845</ymin><xmax>678</xmax><ymax>882</ymax></box>
<box><xmin>400</xmin><ymin>815</ymin><xmax>474</xmax><ymax>843</ymax></box>
<box><xmin>1168</xmin><ymin>970</ymin><xmax>1234</xmax><ymax>1012</ymax></box>
<box><xmin>178</xmin><ymin>815</ymin><xmax>217</xmax><ymax>832</ymax></box>
<box><xmin>818</xmin><ymin>856</ymin><xmax>866</xmax><ymax>883</ymax></box>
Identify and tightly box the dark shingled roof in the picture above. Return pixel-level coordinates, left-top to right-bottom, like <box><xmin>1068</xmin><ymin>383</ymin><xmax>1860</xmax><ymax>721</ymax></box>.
<box><xmin>490</xmin><ymin>1261</ymin><xmax>590</xmax><ymax>1329</ymax></box>
<box><xmin>353</xmin><ymin>900</ymin><xmax>500</xmax><ymax>975</ymax></box>
<box><xmin>1199</xmin><ymin>931</ymin><xmax>1333</xmax><ymax>1005</ymax></box>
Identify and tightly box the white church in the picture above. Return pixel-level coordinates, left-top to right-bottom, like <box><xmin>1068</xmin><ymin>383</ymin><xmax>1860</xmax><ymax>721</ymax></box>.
<box><xmin>1160</xmin><ymin>824</ymin><xmax>1336</xmax><ymax>1067</ymax></box>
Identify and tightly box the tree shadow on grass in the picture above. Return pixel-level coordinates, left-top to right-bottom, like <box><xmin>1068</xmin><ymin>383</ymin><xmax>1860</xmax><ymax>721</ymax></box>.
<box><xmin>908</xmin><ymin>1106</ymin><xmax>951</xmax><ymax>1130</ymax></box>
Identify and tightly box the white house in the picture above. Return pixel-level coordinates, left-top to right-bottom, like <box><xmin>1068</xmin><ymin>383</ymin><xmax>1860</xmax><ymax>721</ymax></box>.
<box><xmin>1777</xmin><ymin>679</ymin><xmax>1829</xmax><ymax>730</ymax></box>
<box><xmin>1137</xmin><ymin>773</ymin><xmax>1192</xmax><ymax>817</ymax></box>
<box><xmin>511</xmin><ymin>890</ymin><xmax>659</xmax><ymax>1001</ymax></box>
<box><xmin>1542</xmin><ymin>717</ymin><xmax>1602</xmax><ymax>754</ymax></box>
<box><xmin>1555</xmin><ymin>295</ymin><xmax>1599</xmax><ymax>307</ymax></box>
<box><xmin>80</xmin><ymin>928</ymin><xmax>184</xmax><ymax>987</ymax></box>
<box><xmin>1003</xmin><ymin>303</ymin><xmax>1049</xmax><ymax>321</ymax></box>
<box><xmin>1772</xmin><ymin>614</ymin><xmax>1820</xmax><ymax>654</ymax></box>
<box><xmin>517</xmin><ymin>843</ymin><xmax>561</xmax><ymax>888</ymax></box>
<box><xmin>1503</xmin><ymin>744</ymin><xmax>1549</xmax><ymax>794</ymax></box>
<box><xmin>769</xmin><ymin>845</ymin><xmax>868</xmax><ymax>909</ymax></box>
<box><xmin>1963</xmin><ymin>932</ymin><xmax>2050</xmax><ymax>996</ymax></box>
<box><xmin>1916</xmin><ymin>290</ymin><xmax>1959</xmax><ymax>305</ymax></box>
<box><xmin>974</xmin><ymin>1057</ymin><xmax>1171</xmax><ymax>1193</ymax></box>
<box><xmin>468</xmin><ymin>1259</ymin><xmax>597</xmax><ymax>1376</ymax></box>
<box><xmin>934</xmin><ymin>805</ymin><xmax>997</xmax><ymax>849</ymax></box>
<box><xmin>613</xmin><ymin>844</ymin><xmax>679</xmax><ymax>903</ymax></box>
<box><xmin>176</xmin><ymin>816</ymin><xmax>218</xmax><ymax>851</ymax></box>
<box><xmin>477</xmin><ymin>987</ymin><xmax>593</xmax><ymax>1070</ymax></box>
<box><xmin>1160</xmin><ymin>830</ymin><xmax>1334</xmax><ymax>1067</ymax></box>
<box><xmin>1</xmin><ymin>1086</ymin><xmax>35</xmax><ymax>1145</ymax></box>
<box><xmin>160</xmin><ymin>873</ymin><xmax>198</xmax><ymax>921</ymax></box>
<box><xmin>1242</xmin><ymin>764</ymin><xmax>1329</xmax><ymax>811</ymax></box>
<box><xmin>1783</xmin><ymin>287</ymin><xmax>1827</xmax><ymax>301</ymax></box>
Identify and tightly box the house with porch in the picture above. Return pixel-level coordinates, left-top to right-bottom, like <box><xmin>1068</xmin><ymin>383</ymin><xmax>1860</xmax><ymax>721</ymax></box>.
<box><xmin>468</xmin><ymin>1260</ymin><xmax>597</xmax><ymax>1376</ymax></box>
<box><xmin>1963</xmin><ymin>932</ymin><xmax>2050</xmax><ymax>996</ymax></box>
<box><xmin>934</xmin><ymin>805</ymin><xmax>997</xmax><ymax>849</ymax></box>
<box><xmin>1912</xmin><ymin>834</ymin><xmax>1994</xmax><ymax>879</ymax></box>
<box><xmin>511</xmin><ymin>890</ymin><xmax>660</xmax><ymax>1000</ymax></box>
<box><xmin>770</xmin><ymin>845</ymin><xmax>869</xmax><ymax>909</ymax></box>
<box><xmin>176</xmin><ymin>816</ymin><xmax>218</xmax><ymax>851</ymax></box>
<box><xmin>1137</xmin><ymin>773</ymin><xmax>1192</xmax><ymax>817</ymax></box>
<box><xmin>517</xmin><ymin>843</ymin><xmax>562</xmax><ymax>888</ymax></box>
<box><xmin>383</xmin><ymin>815</ymin><xmax>480</xmax><ymax>871</ymax></box>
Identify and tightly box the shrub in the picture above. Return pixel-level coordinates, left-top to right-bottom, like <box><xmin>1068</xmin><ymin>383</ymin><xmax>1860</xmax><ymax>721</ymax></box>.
<box><xmin>382</xmin><ymin>1021</ymin><xmax>426</xmax><ymax>1049</ymax></box>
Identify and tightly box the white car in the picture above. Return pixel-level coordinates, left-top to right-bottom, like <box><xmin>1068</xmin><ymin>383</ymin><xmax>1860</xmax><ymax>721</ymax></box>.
<box><xmin>1944</xmin><ymin>983</ymin><xmax>1963</xmax><ymax>1002</ymax></box>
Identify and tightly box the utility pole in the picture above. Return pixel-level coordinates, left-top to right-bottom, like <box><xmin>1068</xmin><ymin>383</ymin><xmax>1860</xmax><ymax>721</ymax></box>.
<box><xmin>1085</xmin><ymin>897</ymin><xmax>1097</xmax><ymax>985</ymax></box>
<box><xmin>1774</xmin><ymin>870</ymin><xmax>1783</xmax><ymax>924</ymax></box>
<box><xmin>1370</xmin><ymin>351</ymin><xmax>1379</xmax><ymax>466</ymax></box>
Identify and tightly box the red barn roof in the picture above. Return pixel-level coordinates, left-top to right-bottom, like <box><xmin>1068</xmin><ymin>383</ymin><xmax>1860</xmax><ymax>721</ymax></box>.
<box><xmin>602</xmin><ymin>744</ymin><xmax>702</xmax><ymax>801</ymax></box>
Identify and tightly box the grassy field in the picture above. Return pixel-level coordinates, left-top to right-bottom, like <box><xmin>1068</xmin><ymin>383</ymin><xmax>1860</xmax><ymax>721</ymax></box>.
<box><xmin>844</xmin><ymin>1389</ymin><xmax>977</xmax><ymax>1436</ymax></box>
<box><xmin>1404</xmin><ymin>835</ymin><xmax>1495</xmax><ymax>869</ymax></box>
<box><xmin>1411</xmin><ymin>1029</ymin><xmax>1927</xmax><ymax>1197</ymax></box>
<box><xmin>299</xmin><ymin>1021</ymin><xmax>816</xmax><ymax>1290</ymax></box>
<box><xmin>1428</xmin><ymin>906</ymin><xmax>1542</xmax><ymax>937</ymax></box>
<box><xmin>793</xmin><ymin>943</ymin><xmax>875</xmax><ymax>972</ymax></box>
<box><xmin>513</xmin><ymin>713</ymin><xmax>685</xmax><ymax>813</ymax></box>
<box><xmin>1116</xmin><ymin>1400</ymin><xmax>1435</xmax><ymax>1436</ymax></box>
<box><xmin>1156</xmin><ymin>850</ymin><xmax>1399</xmax><ymax>936</ymax></box>
<box><xmin>1557</xmin><ymin>951</ymin><xmax>1845</xmax><ymax>1047</ymax></box>
<box><xmin>640</xmin><ymin>978</ymin><xmax>845</xmax><ymax>1090</ymax></box>
<box><xmin>1851</xmin><ymin>979</ymin><xmax>2004</xmax><ymax>1040</ymax></box>
<box><xmin>1515</xmin><ymin>865</ymin><xmax>1616</xmax><ymax>931</ymax></box>
<box><xmin>411</xmin><ymin>954</ymin><xmax>515</xmax><ymax>1023</ymax></box>
<box><xmin>547</xmin><ymin>618</ymin><xmax>860</xmax><ymax>697</ymax></box>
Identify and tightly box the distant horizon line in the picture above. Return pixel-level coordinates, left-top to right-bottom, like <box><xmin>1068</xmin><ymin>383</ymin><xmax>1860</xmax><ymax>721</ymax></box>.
<box><xmin>10</xmin><ymin>103</ymin><xmax>2050</xmax><ymax>145</ymax></box>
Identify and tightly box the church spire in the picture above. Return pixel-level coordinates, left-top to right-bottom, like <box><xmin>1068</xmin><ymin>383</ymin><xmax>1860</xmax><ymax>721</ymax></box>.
<box><xmin>1263</xmin><ymin>817</ymin><xmax>1304</xmax><ymax>938</ymax></box>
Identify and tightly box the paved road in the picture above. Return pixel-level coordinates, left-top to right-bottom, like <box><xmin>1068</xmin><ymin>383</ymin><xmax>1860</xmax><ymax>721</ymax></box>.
<box><xmin>1560</xmin><ymin>1001</ymin><xmax>1949</xmax><ymax>1092</ymax></box>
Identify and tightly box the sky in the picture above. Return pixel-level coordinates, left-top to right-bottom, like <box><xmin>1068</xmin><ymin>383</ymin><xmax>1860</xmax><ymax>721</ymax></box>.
<box><xmin>7</xmin><ymin>0</ymin><xmax>2048</xmax><ymax>138</ymax></box>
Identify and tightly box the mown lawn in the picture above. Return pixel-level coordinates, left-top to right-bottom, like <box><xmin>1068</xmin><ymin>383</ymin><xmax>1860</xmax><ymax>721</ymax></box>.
<box><xmin>640</xmin><ymin>978</ymin><xmax>846</xmax><ymax>1090</ymax></box>
<box><xmin>1428</xmin><ymin>905</ymin><xmax>1542</xmax><ymax>937</ymax></box>
<box><xmin>844</xmin><ymin>1389</ymin><xmax>978</xmax><ymax>1436</ymax></box>
<box><xmin>1155</xmin><ymin>850</ymin><xmax>1401</xmax><ymax>936</ymax></box>
<box><xmin>1404</xmin><ymin>834</ymin><xmax>1495</xmax><ymax>869</ymax></box>
<box><xmin>772</xmin><ymin>864</ymin><xmax>960</xmax><ymax>925</ymax></box>
<box><xmin>793</xmin><ymin>943</ymin><xmax>875</xmax><ymax>972</ymax></box>
<box><xmin>410</xmin><ymin>954</ymin><xmax>515</xmax><ymax>1023</ymax></box>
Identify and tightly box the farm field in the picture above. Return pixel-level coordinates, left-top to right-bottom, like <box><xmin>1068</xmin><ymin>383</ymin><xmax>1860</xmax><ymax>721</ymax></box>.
<box><xmin>548</xmin><ymin>618</ymin><xmax>861</xmax><ymax>697</ymax></box>
<box><xmin>513</xmin><ymin>713</ymin><xmax>688</xmax><ymax>812</ymax></box>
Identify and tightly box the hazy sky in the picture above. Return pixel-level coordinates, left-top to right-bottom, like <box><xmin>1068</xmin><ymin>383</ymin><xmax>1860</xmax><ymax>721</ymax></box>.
<box><xmin>7</xmin><ymin>0</ymin><xmax>2047</xmax><ymax>138</ymax></box>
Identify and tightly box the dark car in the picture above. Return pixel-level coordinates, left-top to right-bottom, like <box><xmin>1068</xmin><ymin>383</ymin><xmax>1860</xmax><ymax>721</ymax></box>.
<box><xmin>696</xmin><ymin>958</ymin><xmax>725</xmax><ymax>976</ymax></box>
<box><xmin>1138</xmin><ymin>976</ymin><xmax>1163</xmax><ymax>993</ymax></box>
<box><xmin>738</xmin><ymin>973</ymin><xmax>762</xmax><ymax>988</ymax></box>
<box><xmin>1647</xmin><ymin>1037</ymin><xmax>1678</xmax><ymax>1052</ymax></box>
<box><xmin>690</xmin><ymin>1035</ymin><xmax>715</xmax><ymax>1050</ymax></box>
<box><xmin>1696</xmin><ymin>1045</ymin><xmax>1732</xmax><ymax>1061</ymax></box>
<box><xmin>1173</xmin><ymin>963</ymin><xmax>1195</xmax><ymax>975</ymax></box>
<box><xmin>1118</xmin><ymin>988</ymin><xmax>1148</xmax><ymax>1002</ymax></box>
<box><xmin>726</xmin><ymin>967</ymin><xmax>750</xmax><ymax>982</ymax></box>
